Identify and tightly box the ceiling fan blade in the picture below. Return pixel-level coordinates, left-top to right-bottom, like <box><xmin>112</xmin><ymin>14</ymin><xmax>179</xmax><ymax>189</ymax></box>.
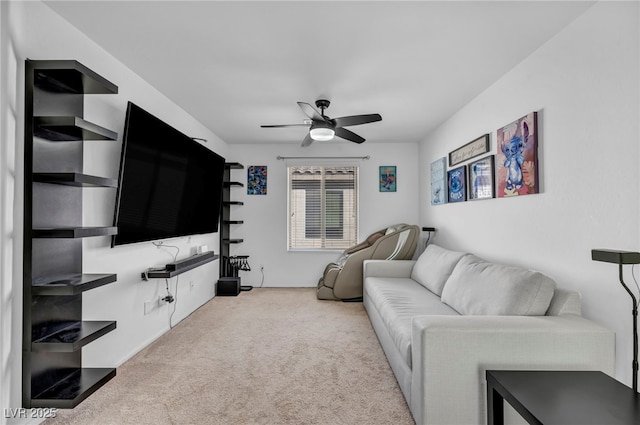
<box><xmin>301</xmin><ymin>133</ymin><xmax>314</xmax><ymax>147</ymax></box>
<box><xmin>260</xmin><ymin>124</ymin><xmax>309</xmax><ymax>128</ymax></box>
<box><xmin>297</xmin><ymin>102</ymin><xmax>326</xmax><ymax>122</ymax></box>
<box><xmin>335</xmin><ymin>127</ymin><xmax>365</xmax><ymax>144</ymax></box>
<box><xmin>333</xmin><ymin>113</ymin><xmax>382</xmax><ymax>128</ymax></box>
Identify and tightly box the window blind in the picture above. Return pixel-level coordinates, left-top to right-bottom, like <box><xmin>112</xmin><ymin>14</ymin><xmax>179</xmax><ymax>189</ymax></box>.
<box><xmin>288</xmin><ymin>165</ymin><xmax>358</xmax><ymax>250</ymax></box>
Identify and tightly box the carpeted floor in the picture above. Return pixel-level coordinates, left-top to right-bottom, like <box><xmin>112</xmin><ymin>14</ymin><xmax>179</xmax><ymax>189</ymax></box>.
<box><xmin>45</xmin><ymin>288</ymin><xmax>414</xmax><ymax>425</ymax></box>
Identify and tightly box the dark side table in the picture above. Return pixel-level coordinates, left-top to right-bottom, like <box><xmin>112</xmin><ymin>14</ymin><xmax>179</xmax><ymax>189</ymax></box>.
<box><xmin>487</xmin><ymin>370</ymin><xmax>640</xmax><ymax>425</ymax></box>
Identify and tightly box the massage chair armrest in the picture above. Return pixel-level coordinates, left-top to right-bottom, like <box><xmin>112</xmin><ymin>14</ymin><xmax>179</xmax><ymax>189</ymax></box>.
<box><xmin>321</xmin><ymin>263</ymin><xmax>342</xmax><ymax>289</ymax></box>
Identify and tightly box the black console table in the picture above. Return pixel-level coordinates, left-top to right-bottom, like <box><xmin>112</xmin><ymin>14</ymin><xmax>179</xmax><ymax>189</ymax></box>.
<box><xmin>487</xmin><ymin>370</ymin><xmax>640</xmax><ymax>425</ymax></box>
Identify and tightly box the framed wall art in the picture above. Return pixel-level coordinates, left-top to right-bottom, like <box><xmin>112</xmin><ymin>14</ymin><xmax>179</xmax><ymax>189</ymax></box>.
<box><xmin>430</xmin><ymin>157</ymin><xmax>447</xmax><ymax>205</ymax></box>
<box><xmin>496</xmin><ymin>112</ymin><xmax>539</xmax><ymax>197</ymax></box>
<box><xmin>247</xmin><ymin>165</ymin><xmax>267</xmax><ymax>195</ymax></box>
<box><xmin>449</xmin><ymin>134</ymin><xmax>490</xmax><ymax>167</ymax></box>
<box><xmin>468</xmin><ymin>155</ymin><xmax>495</xmax><ymax>200</ymax></box>
<box><xmin>379</xmin><ymin>166</ymin><xmax>396</xmax><ymax>192</ymax></box>
<box><xmin>447</xmin><ymin>166</ymin><xmax>466</xmax><ymax>203</ymax></box>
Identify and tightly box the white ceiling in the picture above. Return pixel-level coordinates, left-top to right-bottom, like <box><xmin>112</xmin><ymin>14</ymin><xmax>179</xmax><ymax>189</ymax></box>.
<box><xmin>45</xmin><ymin>1</ymin><xmax>594</xmax><ymax>146</ymax></box>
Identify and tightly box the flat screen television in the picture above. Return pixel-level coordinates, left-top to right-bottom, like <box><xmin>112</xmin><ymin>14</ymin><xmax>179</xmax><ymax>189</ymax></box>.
<box><xmin>112</xmin><ymin>101</ymin><xmax>225</xmax><ymax>247</ymax></box>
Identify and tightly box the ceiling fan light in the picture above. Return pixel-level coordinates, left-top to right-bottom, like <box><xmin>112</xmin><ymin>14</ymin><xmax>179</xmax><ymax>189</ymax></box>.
<box><xmin>309</xmin><ymin>127</ymin><xmax>335</xmax><ymax>141</ymax></box>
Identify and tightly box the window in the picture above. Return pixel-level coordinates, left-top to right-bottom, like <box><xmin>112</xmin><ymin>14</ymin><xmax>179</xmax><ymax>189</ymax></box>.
<box><xmin>288</xmin><ymin>165</ymin><xmax>358</xmax><ymax>250</ymax></box>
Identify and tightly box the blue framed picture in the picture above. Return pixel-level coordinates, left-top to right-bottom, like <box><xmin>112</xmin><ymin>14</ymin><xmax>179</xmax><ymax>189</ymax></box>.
<box><xmin>448</xmin><ymin>166</ymin><xmax>466</xmax><ymax>203</ymax></box>
<box><xmin>468</xmin><ymin>155</ymin><xmax>495</xmax><ymax>200</ymax></box>
<box><xmin>379</xmin><ymin>166</ymin><xmax>396</xmax><ymax>192</ymax></box>
<box><xmin>247</xmin><ymin>165</ymin><xmax>267</xmax><ymax>195</ymax></box>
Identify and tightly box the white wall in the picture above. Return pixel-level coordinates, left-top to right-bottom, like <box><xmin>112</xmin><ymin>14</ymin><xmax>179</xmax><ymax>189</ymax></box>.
<box><xmin>228</xmin><ymin>142</ymin><xmax>420</xmax><ymax>287</ymax></box>
<box><xmin>419</xmin><ymin>1</ymin><xmax>639</xmax><ymax>386</ymax></box>
<box><xmin>0</xmin><ymin>1</ymin><xmax>229</xmax><ymax>419</ymax></box>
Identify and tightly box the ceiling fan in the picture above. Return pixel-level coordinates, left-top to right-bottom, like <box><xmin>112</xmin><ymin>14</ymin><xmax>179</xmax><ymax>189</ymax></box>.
<box><xmin>261</xmin><ymin>99</ymin><xmax>382</xmax><ymax>147</ymax></box>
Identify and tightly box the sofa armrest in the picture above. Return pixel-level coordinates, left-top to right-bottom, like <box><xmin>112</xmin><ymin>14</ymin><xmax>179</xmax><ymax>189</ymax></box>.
<box><xmin>410</xmin><ymin>315</ymin><xmax>615</xmax><ymax>425</ymax></box>
<box><xmin>363</xmin><ymin>259</ymin><xmax>415</xmax><ymax>279</ymax></box>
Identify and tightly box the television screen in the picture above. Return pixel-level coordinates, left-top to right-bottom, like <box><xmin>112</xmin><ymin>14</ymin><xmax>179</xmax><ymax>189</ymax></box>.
<box><xmin>112</xmin><ymin>102</ymin><xmax>225</xmax><ymax>246</ymax></box>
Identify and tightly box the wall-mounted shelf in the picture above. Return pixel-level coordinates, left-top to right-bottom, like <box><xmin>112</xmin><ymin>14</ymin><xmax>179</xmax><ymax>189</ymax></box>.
<box><xmin>32</xmin><ymin>273</ymin><xmax>117</xmax><ymax>296</ymax></box>
<box><xmin>223</xmin><ymin>239</ymin><xmax>244</xmax><ymax>244</ymax></box>
<box><xmin>223</xmin><ymin>181</ymin><xmax>244</xmax><ymax>188</ymax></box>
<box><xmin>32</xmin><ymin>321</ymin><xmax>116</xmax><ymax>352</ymax></box>
<box><xmin>33</xmin><ymin>173</ymin><xmax>117</xmax><ymax>188</ymax></box>
<box><xmin>223</xmin><ymin>220</ymin><xmax>244</xmax><ymax>225</ymax></box>
<box><xmin>24</xmin><ymin>59</ymin><xmax>119</xmax><ymax>409</ymax></box>
<box><xmin>33</xmin><ymin>60</ymin><xmax>118</xmax><ymax>95</ymax></box>
<box><xmin>142</xmin><ymin>252</ymin><xmax>219</xmax><ymax>280</ymax></box>
<box><xmin>223</xmin><ymin>201</ymin><xmax>244</xmax><ymax>206</ymax></box>
<box><xmin>31</xmin><ymin>368</ymin><xmax>116</xmax><ymax>409</ymax></box>
<box><xmin>32</xmin><ymin>226</ymin><xmax>118</xmax><ymax>239</ymax></box>
<box><xmin>35</xmin><ymin>116</ymin><xmax>118</xmax><ymax>142</ymax></box>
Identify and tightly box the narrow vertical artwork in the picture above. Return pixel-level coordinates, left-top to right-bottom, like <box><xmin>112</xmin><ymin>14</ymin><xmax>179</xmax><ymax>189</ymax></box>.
<box><xmin>430</xmin><ymin>157</ymin><xmax>447</xmax><ymax>205</ymax></box>
<box><xmin>247</xmin><ymin>165</ymin><xmax>267</xmax><ymax>195</ymax></box>
<box><xmin>496</xmin><ymin>112</ymin><xmax>539</xmax><ymax>197</ymax></box>
<box><xmin>379</xmin><ymin>166</ymin><xmax>396</xmax><ymax>192</ymax></box>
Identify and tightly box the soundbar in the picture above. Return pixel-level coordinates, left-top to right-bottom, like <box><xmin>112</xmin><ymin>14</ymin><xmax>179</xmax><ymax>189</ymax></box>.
<box><xmin>166</xmin><ymin>251</ymin><xmax>216</xmax><ymax>271</ymax></box>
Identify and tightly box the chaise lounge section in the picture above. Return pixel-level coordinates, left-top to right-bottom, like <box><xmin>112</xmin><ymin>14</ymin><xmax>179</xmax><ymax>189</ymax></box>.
<box><xmin>363</xmin><ymin>244</ymin><xmax>615</xmax><ymax>424</ymax></box>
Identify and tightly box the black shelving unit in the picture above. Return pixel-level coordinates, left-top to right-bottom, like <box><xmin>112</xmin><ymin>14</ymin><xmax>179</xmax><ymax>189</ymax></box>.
<box><xmin>218</xmin><ymin>162</ymin><xmax>251</xmax><ymax>295</ymax></box>
<box><xmin>23</xmin><ymin>60</ymin><xmax>119</xmax><ymax>408</ymax></box>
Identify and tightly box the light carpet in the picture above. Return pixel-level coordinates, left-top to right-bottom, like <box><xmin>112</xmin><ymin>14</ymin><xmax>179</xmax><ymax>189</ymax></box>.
<box><xmin>45</xmin><ymin>288</ymin><xmax>414</xmax><ymax>425</ymax></box>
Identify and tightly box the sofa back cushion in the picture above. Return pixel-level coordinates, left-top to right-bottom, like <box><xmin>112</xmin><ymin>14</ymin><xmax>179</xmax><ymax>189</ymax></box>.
<box><xmin>545</xmin><ymin>288</ymin><xmax>582</xmax><ymax>316</ymax></box>
<box><xmin>441</xmin><ymin>255</ymin><xmax>556</xmax><ymax>315</ymax></box>
<box><xmin>410</xmin><ymin>244</ymin><xmax>467</xmax><ymax>296</ymax></box>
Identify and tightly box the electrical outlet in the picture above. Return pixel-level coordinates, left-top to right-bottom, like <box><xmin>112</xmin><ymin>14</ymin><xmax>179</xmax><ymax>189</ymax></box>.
<box><xmin>158</xmin><ymin>296</ymin><xmax>168</xmax><ymax>306</ymax></box>
<box><xmin>144</xmin><ymin>300</ymin><xmax>156</xmax><ymax>315</ymax></box>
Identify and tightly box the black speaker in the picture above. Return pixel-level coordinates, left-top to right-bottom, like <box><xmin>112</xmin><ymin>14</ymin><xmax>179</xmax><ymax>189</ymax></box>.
<box><xmin>217</xmin><ymin>277</ymin><xmax>241</xmax><ymax>296</ymax></box>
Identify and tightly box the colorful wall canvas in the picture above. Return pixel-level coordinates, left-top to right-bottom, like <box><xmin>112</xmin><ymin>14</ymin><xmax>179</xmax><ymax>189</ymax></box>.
<box><xmin>447</xmin><ymin>166</ymin><xmax>466</xmax><ymax>203</ymax></box>
<box><xmin>430</xmin><ymin>157</ymin><xmax>447</xmax><ymax>205</ymax></box>
<box><xmin>496</xmin><ymin>112</ymin><xmax>539</xmax><ymax>197</ymax></box>
<box><xmin>379</xmin><ymin>166</ymin><xmax>396</xmax><ymax>192</ymax></box>
<box><xmin>247</xmin><ymin>165</ymin><xmax>267</xmax><ymax>195</ymax></box>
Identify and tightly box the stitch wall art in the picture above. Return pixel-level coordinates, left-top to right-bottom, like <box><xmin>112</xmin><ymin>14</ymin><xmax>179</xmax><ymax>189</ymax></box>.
<box><xmin>430</xmin><ymin>157</ymin><xmax>447</xmax><ymax>205</ymax></box>
<box><xmin>496</xmin><ymin>112</ymin><xmax>539</xmax><ymax>197</ymax></box>
<box><xmin>447</xmin><ymin>166</ymin><xmax>466</xmax><ymax>203</ymax></box>
<box><xmin>379</xmin><ymin>166</ymin><xmax>396</xmax><ymax>192</ymax></box>
<box><xmin>247</xmin><ymin>165</ymin><xmax>267</xmax><ymax>195</ymax></box>
<box><xmin>468</xmin><ymin>155</ymin><xmax>495</xmax><ymax>200</ymax></box>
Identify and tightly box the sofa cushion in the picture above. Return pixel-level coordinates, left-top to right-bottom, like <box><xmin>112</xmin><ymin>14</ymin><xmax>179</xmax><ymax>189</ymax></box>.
<box><xmin>364</xmin><ymin>277</ymin><xmax>459</xmax><ymax>368</ymax></box>
<box><xmin>410</xmin><ymin>244</ymin><xmax>467</xmax><ymax>296</ymax></box>
<box><xmin>441</xmin><ymin>255</ymin><xmax>556</xmax><ymax>315</ymax></box>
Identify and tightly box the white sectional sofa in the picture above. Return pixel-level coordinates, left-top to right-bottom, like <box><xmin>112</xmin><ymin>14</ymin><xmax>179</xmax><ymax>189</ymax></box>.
<box><xmin>363</xmin><ymin>244</ymin><xmax>615</xmax><ymax>425</ymax></box>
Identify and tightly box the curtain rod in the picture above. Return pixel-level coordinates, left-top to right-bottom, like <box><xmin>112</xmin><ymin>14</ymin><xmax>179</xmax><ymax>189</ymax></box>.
<box><xmin>277</xmin><ymin>155</ymin><xmax>370</xmax><ymax>160</ymax></box>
